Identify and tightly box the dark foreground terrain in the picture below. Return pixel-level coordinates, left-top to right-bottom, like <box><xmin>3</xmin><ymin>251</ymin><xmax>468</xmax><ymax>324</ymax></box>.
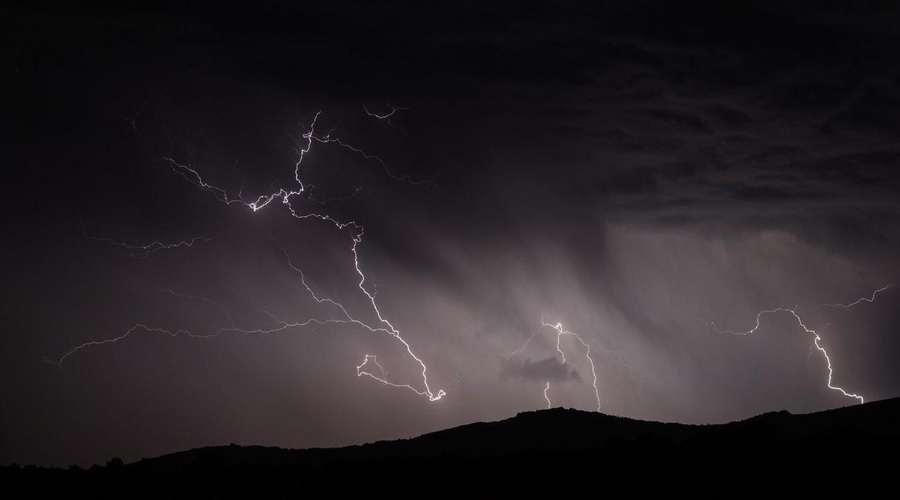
<box><xmin>5</xmin><ymin>398</ymin><xmax>899</xmax><ymax>498</ymax></box>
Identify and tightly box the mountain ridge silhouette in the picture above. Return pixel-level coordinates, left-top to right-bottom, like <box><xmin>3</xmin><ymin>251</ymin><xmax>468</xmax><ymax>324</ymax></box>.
<box><xmin>5</xmin><ymin>398</ymin><xmax>899</xmax><ymax>497</ymax></box>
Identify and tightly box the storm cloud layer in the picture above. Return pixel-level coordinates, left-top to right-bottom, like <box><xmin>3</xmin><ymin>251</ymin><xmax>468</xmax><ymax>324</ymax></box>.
<box><xmin>3</xmin><ymin>0</ymin><xmax>900</xmax><ymax>466</ymax></box>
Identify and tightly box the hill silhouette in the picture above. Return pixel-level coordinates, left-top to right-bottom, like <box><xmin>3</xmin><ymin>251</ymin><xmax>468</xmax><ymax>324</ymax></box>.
<box><xmin>4</xmin><ymin>398</ymin><xmax>899</xmax><ymax>497</ymax></box>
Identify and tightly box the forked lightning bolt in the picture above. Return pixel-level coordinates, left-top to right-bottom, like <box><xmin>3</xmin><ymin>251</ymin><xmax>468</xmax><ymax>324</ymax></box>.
<box><xmin>355</xmin><ymin>354</ymin><xmax>444</xmax><ymax>397</ymax></box>
<box><xmin>711</xmin><ymin>287</ymin><xmax>890</xmax><ymax>405</ymax></box>
<box><xmin>53</xmin><ymin>110</ymin><xmax>445</xmax><ymax>402</ymax></box>
<box><xmin>544</xmin><ymin>320</ymin><xmax>602</xmax><ymax>412</ymax></box>
<box><xmin>507</xmin><ymin>319</ymin><xmax>602</xmax><ymax>411</ymax></box>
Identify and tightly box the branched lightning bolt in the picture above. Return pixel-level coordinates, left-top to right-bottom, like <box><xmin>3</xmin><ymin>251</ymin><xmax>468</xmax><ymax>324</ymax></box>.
<box><xmin>56</xmin><ymin>110</ymin><xmax>445</xmax><ymax>402</ymax></box>
<box><xmin>355</xmin><ymin>354</ymin><xmax>443</xmax><ymax>398</ymax></box>
<box><xmin>710</xmin><ymin>287</ymin><xmax>889</xmax><ymax>405</ymax></box>
<box><xmin>505</xmin><ymin>319</ymin><xmax>603</xmax><ymax>411</ymax></box>
<box><xmin>543</xmin><ymin>319</ymin><xmax>602</xmax><ymax>412</ymax></box>
<box><xmin>278</xmin><ymin>239</ymin><xmax>445</xmax><ymax>401</ymax></box>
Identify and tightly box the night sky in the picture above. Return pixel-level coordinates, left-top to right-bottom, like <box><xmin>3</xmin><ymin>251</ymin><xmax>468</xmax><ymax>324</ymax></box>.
<box><xmin>4</xmin><ymin>0</ymin><xmax>900</xmax><ymax>467</ymax></box>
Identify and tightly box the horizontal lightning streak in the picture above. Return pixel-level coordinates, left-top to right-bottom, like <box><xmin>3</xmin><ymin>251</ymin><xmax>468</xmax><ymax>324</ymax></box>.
<box><xmin>82</xmin><ymin>222</ymin><xmax>213</xmax><ymax>259</ymax></box>
<box><xmin>363</xmin><ymin>104</ymin><xmax>408</xmax><ymax>121</ymax></box>
<box><xmin>48</xmin><ymin>318</ymin><xmax>374</xmax><ymax>371</ymax></box>
<box><xmin>818</xmin><ymin>285</ymin><xmax>890</xmax><ymax>309</ymax></box>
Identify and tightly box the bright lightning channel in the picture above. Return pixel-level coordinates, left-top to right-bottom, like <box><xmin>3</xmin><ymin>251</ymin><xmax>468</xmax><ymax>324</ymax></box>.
<box><xmin>544</xmin><ymin>319</ymin><xmax>602</xmax><ymax>412</ymax></box>
<box><xmin>710</xmin><ymin>287</ymin><xmax>891</xmax><ymax>405</ymax></box>
<box><xmin>507</xmin><ymin>319</ymin><xmax>603</xmax><ymax>412</ymax></box>
<box><xmin>55</xmin><ymin>110</ymin><xmax>445</xmax><ymax>402</ymax></box>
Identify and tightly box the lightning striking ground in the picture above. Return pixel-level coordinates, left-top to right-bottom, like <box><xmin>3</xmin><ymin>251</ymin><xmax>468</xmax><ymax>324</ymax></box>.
<box><xmin>544</xmin><ymin>320</ymin><xmax>602</xmax><ymax>412</ymax></box>
<box><xmin>710</xmin><ymin>287</ymin><xmax>890</xmax><ymax>405</ymax></box>
<box><xmin>505</xmin><ymin>318</ymin><xmax>603</xmax><ymax>412</ymax></box>
<box><xmin>55</xmin><ymin>110</ymin><xmax>445</xmax><ymax>402</ymax></box>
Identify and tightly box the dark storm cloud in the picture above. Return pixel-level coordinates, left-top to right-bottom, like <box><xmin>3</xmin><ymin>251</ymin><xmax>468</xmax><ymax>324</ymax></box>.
<box><xmin>524</xmin><ymin>51</ymin><xmax>900</xmax><ymax>252</ymax></box>
<box><xmin>429</xmin><ymin>2</ymin><xmax>900</xmax><ymax>247</ymax></box>
<box><xmin>500</xmin><ymin>357</ymin><xmax>582</xmax><ymax>383</ymax></box>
